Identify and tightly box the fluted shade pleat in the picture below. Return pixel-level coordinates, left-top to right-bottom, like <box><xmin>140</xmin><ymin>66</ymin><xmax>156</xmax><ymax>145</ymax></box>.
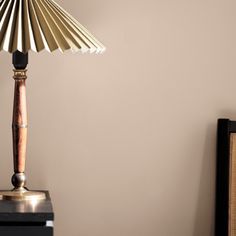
<box><xmin>0</xmin><ymin>0</ymin><xmax>105</xmax><ymax>53</ymax></box>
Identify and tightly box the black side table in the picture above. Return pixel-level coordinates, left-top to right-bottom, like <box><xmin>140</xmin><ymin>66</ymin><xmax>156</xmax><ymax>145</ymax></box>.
<box><xmin>0</xmin><ymin>191</ymin><xmax>54</xmax><ymax>236</ymax></box>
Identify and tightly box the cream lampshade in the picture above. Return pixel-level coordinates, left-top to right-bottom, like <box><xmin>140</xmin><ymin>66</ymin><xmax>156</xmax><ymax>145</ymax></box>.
<box><xmin>0</xmin><ymin>0</ymin><xmax>105</xmax><ymax>53</ymax></box>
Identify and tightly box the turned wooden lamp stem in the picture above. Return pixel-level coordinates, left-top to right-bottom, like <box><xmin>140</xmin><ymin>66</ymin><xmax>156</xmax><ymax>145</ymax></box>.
<box><xmin>0</xmin><ymin>51</ymin><xmax>46</xmax><ymax>200</ymax></box>
<box><xmin>11</xmin><ymin>51</ymin><xmax>28</xmax><ymax>191</ymax></box>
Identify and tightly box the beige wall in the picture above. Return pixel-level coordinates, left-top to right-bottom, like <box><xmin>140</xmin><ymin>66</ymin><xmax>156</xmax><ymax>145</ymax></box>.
<box><xmin>0</xmin><ymin>0</ymin><xmax>236</xmax><ymax>235</ymax></box>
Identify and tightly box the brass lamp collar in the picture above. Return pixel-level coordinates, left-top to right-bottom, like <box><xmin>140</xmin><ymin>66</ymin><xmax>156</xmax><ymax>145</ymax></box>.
<box><xmin>13</xmin><ymin>69</ymin><xmax>27</xmax><ymax>80</ymax></box>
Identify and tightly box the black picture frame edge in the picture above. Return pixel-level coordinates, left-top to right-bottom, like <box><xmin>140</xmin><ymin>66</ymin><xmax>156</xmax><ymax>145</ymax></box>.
<box><xmin>215</xmin><ymin>118</ymin><xmax>235</xmax><ymax>236</ymax></box>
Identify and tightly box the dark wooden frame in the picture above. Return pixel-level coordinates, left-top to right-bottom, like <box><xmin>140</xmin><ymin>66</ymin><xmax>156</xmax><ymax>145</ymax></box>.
<box><xmin>215</xmin><ymin>119</ymin><xmax>236</xmax><ymax>235</ymax></box>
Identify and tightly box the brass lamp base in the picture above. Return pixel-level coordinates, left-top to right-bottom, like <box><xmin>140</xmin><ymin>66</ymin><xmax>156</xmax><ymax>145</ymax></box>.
<box><xmin>0</xmin><ymin>189</ymin><xmax>46</xmax><ymax>201</ymax></box>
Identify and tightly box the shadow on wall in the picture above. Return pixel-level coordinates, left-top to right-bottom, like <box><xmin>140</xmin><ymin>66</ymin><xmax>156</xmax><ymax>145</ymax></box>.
<box><xmin>193</xmin><ymin>122</ymin><xmax>216</xmax><ymax>236</ymax></box>
<box><xmin>0</xmin><ymin>52</ymin><xmax>12</xmax><ymax>77</ymax></box>
<box><xmin>0</xmin><ymin>52</ymin><xmax>15</xmax><ymax>189</ymax></box>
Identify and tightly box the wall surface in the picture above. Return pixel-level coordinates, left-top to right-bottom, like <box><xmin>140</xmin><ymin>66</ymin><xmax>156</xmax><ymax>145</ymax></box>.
<box><xmin>0</xmin><ymin>0</ymin><xmax>236</xmax><ymax>235</ymax></box>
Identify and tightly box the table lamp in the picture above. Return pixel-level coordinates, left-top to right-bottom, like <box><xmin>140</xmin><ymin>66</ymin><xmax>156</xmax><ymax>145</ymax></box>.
<box><xmin>0</xmin><ymin>0</ymin><xmax>105</xmax><ymax>201</ymax></box>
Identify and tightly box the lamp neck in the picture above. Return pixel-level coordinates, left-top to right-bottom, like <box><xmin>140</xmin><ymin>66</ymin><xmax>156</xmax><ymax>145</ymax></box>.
<box><xmin>12</xmin><ymin>51</ymin><xmax>28</xmax><ymax>70</ymax></box>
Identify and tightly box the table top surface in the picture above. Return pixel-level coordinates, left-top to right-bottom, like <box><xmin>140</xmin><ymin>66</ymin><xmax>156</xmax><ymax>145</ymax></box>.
<box><xmin>0</xmin><ymin>191</ymin><xmax>54</xmax><ymax>222</ymax></box>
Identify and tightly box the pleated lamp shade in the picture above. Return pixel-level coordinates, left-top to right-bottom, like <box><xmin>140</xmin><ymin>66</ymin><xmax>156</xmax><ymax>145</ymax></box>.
<box><xmin>0</xmin><ymin>0</ymin><xmax>105</xmax><ymax>53</ymax></box>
